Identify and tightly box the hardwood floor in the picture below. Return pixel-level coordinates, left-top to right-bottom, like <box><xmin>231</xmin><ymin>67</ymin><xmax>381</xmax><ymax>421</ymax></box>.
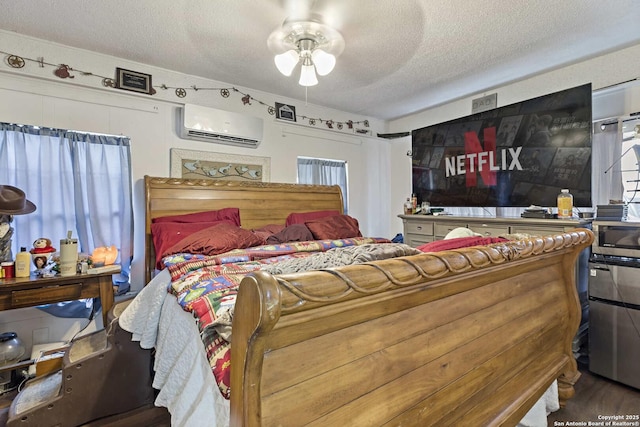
<box><xmin>1</xmin><ymin>361</ymin><xmax>636</xmax><ymax>427</ymax></box>
<box><xmin>547</xmin><ymin>361</ymin><xmax>640</xmax><ymax>426</ymax></box>
<box><xmin>0</xmin><ymin>397</ymin><xmax>170</xmax><ymax>427</ymax></box>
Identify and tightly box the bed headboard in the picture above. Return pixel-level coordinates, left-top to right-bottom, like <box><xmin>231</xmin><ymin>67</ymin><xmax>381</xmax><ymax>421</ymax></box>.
<box><xmin>144</xmin><ymin>175</ymin><xmax>344</xmax><ymax>283</ymax></box>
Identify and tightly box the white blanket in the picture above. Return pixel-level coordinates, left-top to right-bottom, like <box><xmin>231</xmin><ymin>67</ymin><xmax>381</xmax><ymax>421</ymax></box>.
<box><xmin>119</xmin><ymin>269</ymin><xmax>558</xmax><ymax>427</ymax></box>
<box><xmin>519</xmin><ymin>380</ymin><xmax>560</xmax><ymax>427</ymax></box>
<box><xmin>119</xmin><ymin>270</ymin><xmax>229</xmax><ymax>427</ymax></box>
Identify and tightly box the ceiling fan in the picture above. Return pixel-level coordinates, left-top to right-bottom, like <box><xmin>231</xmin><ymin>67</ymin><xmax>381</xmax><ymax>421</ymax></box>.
<box><xmin>267</xmin><ymin>1</ymin><xmax>348</xmax><ymax>86</ymax></box>
<box><xmin>264</xmin><ymin>0</ymin><xmax>425</xmax><ymax>88</ymax></box>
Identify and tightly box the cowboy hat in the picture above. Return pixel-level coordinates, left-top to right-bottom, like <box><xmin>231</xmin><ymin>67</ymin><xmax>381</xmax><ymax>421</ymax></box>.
<box><xmin>0</xmin><ymin>185</ymin><xmax>36</xmax><ymax>215</ymax></box>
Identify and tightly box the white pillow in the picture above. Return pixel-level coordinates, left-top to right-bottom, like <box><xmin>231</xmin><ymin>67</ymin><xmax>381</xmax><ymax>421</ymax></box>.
<box><xmin>444</xmin><ymin>227</ymin><xmax>481</xmax><ymax>240</ymax></box>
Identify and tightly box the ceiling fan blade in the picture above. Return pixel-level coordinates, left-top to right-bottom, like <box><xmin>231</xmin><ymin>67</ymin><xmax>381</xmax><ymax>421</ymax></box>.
<box><xmin>280</xmin><ymin>0</ymin><xmax>315</xmax><ymax>22</ymax></box>
<box><xmin>276</xmin><ymin>0</ymin><xmax>357</xmax><ymax>30</ymax></box>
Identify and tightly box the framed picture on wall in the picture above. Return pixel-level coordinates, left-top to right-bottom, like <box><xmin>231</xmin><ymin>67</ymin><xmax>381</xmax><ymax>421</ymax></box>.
<box><xmin>115</xmin><ymin>67</ymin><xmax>153</xmax><ymax>95</ymax></box>
<box><xmin>170</xmin><ymin>148</ymin><xmax>271</xmax><ymax>182</ymax></box>
<box><xmin>275</xmin><ymin>102</ymin><xmax>297</xmax><ymax>122</ymax></box>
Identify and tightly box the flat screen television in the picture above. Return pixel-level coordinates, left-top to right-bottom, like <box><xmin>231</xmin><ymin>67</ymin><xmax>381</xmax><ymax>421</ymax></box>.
<box><xmin>411</xmin><ymin>83</ymin><xmax>592</xmax><ymax>208</ymax></box>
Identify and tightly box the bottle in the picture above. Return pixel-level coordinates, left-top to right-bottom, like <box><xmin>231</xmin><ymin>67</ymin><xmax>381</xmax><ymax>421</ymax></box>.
<box><xmin>411</xmin><ymin>193</ymin><xmax>418</xmax><ymax>213</ymax></box>
<box><xmin>15</xmin><ymin>247</ymin><xmax>31</xmax><ymax>278</ymax></box>
<box><xmin>421</xmin><ymin>201</ymin><xmax>430</xmax><ymax>215</ymax></box>
<box><xmin>557</xmin><ymin>189</ymin><xmax>573</xmax><ymax>219</ymax></box>
<box><xmin>404</xmin><ymin>198</ymin><xmax>413</xmax><ymax>215</ymax></box>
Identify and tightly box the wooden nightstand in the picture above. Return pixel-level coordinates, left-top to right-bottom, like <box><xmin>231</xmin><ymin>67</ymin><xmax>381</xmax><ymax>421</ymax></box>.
<box><xmin>0</xmin><ymin>270</ymin><xmax>116</xmax><ymax>326</ymax></box>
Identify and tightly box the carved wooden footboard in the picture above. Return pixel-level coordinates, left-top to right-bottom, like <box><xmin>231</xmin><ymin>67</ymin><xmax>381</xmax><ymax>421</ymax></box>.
<box><xmin>230</xmin><ymin>229</ymin><xmax>593</xmax><ymax>426</ymax></box>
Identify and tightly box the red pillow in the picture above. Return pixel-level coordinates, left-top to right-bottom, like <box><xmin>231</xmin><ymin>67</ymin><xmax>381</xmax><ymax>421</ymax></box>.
<box><xmin>416</xmin><ymin>236</ymin><xmax>508</xmax><ymax>253</ymax></box>
<box><xmin>266</xmin><ymin>224</ymin><xmax>314</xmax><ymax>244</ymax></box>
<box><xmin>163</xmin><ymin>222</ymin><xmax>265</xmax><ymax>257</ymax></box>
<box><xmin>152</xmin><ymin>208</ymin><xmax>241</xmax><ymax>227</ymax></box>
<box><xmin>252</xmin><ymin>224</ymin><xmax>286</xmax><ymax>241</ymax></box>
<box><xmin>151</xmin><ymin>220</ymin><xmax>234</xmax><ymax>268</ymax></box>
<box><xmin>304</xmin><ymin>215</ymin><xmax>362</xmax><ymax>240</ymax></box>
<box><xmin>285</xmin><ymin>210</ymin><xmax>340</xmax><ymax>227</ymax></box>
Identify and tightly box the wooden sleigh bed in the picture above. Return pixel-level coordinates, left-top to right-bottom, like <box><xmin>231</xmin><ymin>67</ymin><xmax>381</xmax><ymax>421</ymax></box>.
<box><xmin>139</xmin><ymin>176</ymin><xmax>594</xmax><ymax>426</ymax></box>
<box><xmin>7</xmin><ymin>176</ymin><xmax>594</xmax><ymax>426</ymax></box>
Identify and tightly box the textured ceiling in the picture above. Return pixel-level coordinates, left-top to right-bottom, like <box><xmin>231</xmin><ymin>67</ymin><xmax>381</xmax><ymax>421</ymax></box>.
<box><xmin>0</xmin><ymin>0</ymin><xmax>639</xmax><ymax>120</ymax></box>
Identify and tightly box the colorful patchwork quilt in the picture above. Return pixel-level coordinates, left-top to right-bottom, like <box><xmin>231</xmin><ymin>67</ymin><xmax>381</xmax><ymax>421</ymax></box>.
<box><xmin>162</xmin><ymin>237</ymin><xmax>392</xmax><ymax>399</ymax></box>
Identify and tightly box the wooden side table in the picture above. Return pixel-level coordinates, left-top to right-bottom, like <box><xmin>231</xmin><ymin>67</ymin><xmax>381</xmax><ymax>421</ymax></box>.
<box><xmin>0</xmin><ymin>270</ymin><xmax>117</xmax><ymax>326</ymax></box>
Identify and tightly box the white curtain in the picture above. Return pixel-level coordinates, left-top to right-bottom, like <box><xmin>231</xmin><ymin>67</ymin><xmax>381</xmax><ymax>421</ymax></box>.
<box><xmin>297</xmin><ymin>157</ymin><xmax>348</xmax><ymax>213</ymax></box>
<box><xmin>0</xmin><ymin>123</ymin><xmax>133</xmax><ymax>294</ymax></box>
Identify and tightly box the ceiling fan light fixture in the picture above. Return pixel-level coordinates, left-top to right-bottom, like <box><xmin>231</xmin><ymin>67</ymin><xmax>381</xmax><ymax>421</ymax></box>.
<box><xmin>298</xmin><ymin>57</ymin><xmax>318</xmax><ymax>87</ymax></box>
<box><xmin>274</xmin><ymin>49</ymin><xmax>299</xmax><ymax>76</ymax></box>
<box><xmin>268</xmin><ymin>16</ymin><xmax>344</xmax><ymax>87</ymax></box>
<box><xmin>311</xmin><ymin>48</ymin><xmax>335</xmax><ymax>76</ymax></box>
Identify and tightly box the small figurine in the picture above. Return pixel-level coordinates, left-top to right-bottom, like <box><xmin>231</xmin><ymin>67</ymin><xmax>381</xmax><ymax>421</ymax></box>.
<box><xmin>54</xmin><ymin>64</ymin><xmax>74</xmax><ymax>79</ymax></box>
<box><xmin>30</xmin><ymin>237</ymin><xmax>56</xmax><ymax>255</ymax></box>
<box><xmin>30</xmin><ymin>238</ymin><xmax>56</xmax><ymax>271</ymax></box>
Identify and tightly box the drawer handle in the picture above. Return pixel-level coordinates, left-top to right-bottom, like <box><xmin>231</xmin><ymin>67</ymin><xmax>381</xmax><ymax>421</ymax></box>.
<box><xmin>484</xmin><ymin>232</ymin><xmax>491</xmax><ymax>236</ymax></box>
<box><xmin>416</xmin><ymin>226</ymin><xmax>422</xmax><ymax>231</ymax></box>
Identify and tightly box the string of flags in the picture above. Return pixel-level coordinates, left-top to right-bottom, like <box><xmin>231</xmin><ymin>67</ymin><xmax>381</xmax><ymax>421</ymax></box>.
<box><xmin>1</xmin><ymin>50</ymin><xmax>370</xmax><ymax>131</ymax></box>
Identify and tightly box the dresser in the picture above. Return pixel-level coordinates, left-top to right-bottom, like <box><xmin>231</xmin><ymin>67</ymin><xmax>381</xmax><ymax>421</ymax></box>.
<box><xmin>399</xmin><ymin>214</ymin><xmax>592</xmax><ymax>247</ymax></box>
<box><xmin>399</xmin><ymin>214</ymin><xmax>593</xmax><ymax>358</ymax></box>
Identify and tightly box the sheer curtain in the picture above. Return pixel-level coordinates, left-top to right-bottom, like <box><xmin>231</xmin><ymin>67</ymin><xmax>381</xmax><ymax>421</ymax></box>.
<box><xmin>621</xmin><ymin>127</ymin><xmax>640</xmax><ymax>220</ymax></box>
<box><xmin>0</xmin><ymin>123</ymin><xmax>133</xmax><ymax>297</ymax></box>
<box><xmin>297</xmin><ymin>157</ymin><xmax>349</xmax><ymax>213</ymax></box>
<box><xmin>592</xmin><ymin>120</ymin><xmax>624</xmax><ymax>208</ymax></box>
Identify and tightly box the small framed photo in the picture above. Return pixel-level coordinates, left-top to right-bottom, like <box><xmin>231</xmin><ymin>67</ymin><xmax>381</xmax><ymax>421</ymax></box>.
<box><xmin>275</xmin><ymin>102</ymin><xmax>297</xmax><ymax>122</ymax></box>
<box><xmin>115</xmin><ymin>67</ymin><xmax>153</xmax><ymax>95</ymax></box>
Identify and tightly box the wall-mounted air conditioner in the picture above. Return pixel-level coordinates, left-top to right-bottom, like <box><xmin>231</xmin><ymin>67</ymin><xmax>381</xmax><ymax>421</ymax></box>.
<box><xmin>180</xmin><ymin>104</ymin><xmax>263</xmax><ymax>148</ymax></box>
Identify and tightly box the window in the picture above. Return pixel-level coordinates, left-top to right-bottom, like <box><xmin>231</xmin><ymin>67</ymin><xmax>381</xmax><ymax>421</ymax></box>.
<box><xmin>297</xmin><ymin>157</ymin><xmax>348</xmax><ymax>213</ymax></box>
<box><xmin>0</xmin><ymin>123</ymin><xmax>134</xmax><ymax>299</ymax></box>
<box><xmin>621</xmin><ymin>119</ymin><xmax>640</xmax><ymax>220</ymax></box>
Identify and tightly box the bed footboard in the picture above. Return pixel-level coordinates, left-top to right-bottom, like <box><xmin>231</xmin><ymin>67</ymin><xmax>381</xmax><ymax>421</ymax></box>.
<box><xmin>230</xmin><ymin>229</ymin><xmax>593</xmax><ymax>426</ymax></box>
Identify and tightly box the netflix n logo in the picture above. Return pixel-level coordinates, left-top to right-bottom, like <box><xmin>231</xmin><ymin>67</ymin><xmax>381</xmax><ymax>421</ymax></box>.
<box><xmin>445</xmin><ymin>126</ymin><xmax>523</xmax><ymax>187</ymax></box>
